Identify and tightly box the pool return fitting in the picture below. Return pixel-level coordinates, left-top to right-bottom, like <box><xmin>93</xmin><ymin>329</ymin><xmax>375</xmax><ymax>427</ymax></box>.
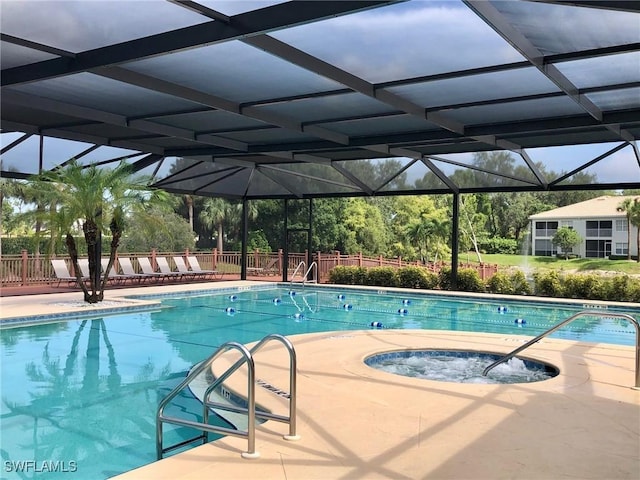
<box><xmin>156</xmin><ymin>333</ymin><xmax>299</xmax><ymax>460</ymax></box>
<box><xmin>483</xmin><ymin>310</ymin><xmax>640</xmax><ymax>389</ymax></box>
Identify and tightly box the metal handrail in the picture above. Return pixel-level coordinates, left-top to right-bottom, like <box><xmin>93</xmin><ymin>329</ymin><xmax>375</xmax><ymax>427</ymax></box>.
<box><xmin>289</xmin><ymin>261</ymin><xmax>306</xmax><ymax>285</ymax></box>
<box><xmin>156</xmin><ymin>334</ymin><xmax>299</xmax><ymax>460</ymax></box>
<box><xmin>303</xmin><ymin>261</ymin><xmax>318</xmax><ymax>285</ymax></box>
<box><xmin>203</xmin><ymin>333</ymin><xmax>299</xmax><ymax>441</ymax></box>
<box><xmin>289</xmin><ymin>261</ymin><xmax>317</xmax><ymax>285</ymax></box>
<box><xmin>482</xmin><ymin>310</ymin><xmax>640</xmax><ymax>388</ymax></box>
<box><xmin>156</xmin><ymin>341</ymin><xmax>258</xmax><ymax>459</ymax></box>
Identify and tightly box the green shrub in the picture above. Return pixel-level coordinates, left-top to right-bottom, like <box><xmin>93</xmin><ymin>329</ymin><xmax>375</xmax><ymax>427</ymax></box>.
<box><xmin>603</xmin><ymin>275</ymin><xmax>640</xmax><ymax>302</ymax></box>
<box><xmin>562</xmin><ymin>274</ymin><xmax>606</xmax><ymax>300</ymax></box>
<box><xmin>478</xmin><ymin>237</ymin><xmax>519</xmax><ymax>254</ymax></box>
<box><xmin>328</xmin><ymin>266</ymin><xmax>368</xmax><ymax>285</ymax></box>
<box><xmin>438</xmin><ymin>266</ymin><xmax>453</xmax><ymax>290</ymax></box>
<box><xmin>486</xmin><ymin>270</ymin><xmax>532</xmax><ymax>295</ymax></box>
<box><xmin>486</xmin><ymin>271</ymin><xmax>514</xmax><ymax>294</ymax></box>
<box><xmin>439</xmin><ymin>267</ymin><xmax>485</xmax><ymax>292</ymax></box>
<box><xmin>533</xmin><ymin>270</ymin><xmax>563</xmax><ymax>297</ymax></box>
<box><xmin>457</xmin><ymin>268</ymin><xmax>485</xmax><ymax>292</ymax></box>
<box><xmin>510</xmin><ymin>270</ymin><xmax>532</xmax><ymax>295</ymax></box>
<box><xmin>397</xmin><ymin>266</ymin><xmax>438</xmax><ymax>289</ymax></box>
<box><xmin>366</xmin><ymin>267</ymin><xmax>399</xmax><ymax>287</ymax></box>
<box><xmin>1</xmin><ymin>235</ymin><xmax>113</xmax><ymax>255</ymax></box>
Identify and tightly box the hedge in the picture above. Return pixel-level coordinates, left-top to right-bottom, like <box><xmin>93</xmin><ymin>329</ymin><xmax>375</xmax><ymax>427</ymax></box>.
<box><xmin>328</xmin><ymin>265</ymin><xmax>640</xmax><ymax>302</ymax></box>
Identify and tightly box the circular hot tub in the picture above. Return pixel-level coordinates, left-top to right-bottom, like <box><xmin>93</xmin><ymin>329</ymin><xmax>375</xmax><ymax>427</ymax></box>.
<box><xmin>365</xmin><ymin>349</ymin><xmax>559</xmax><ymax>384</ymax></box>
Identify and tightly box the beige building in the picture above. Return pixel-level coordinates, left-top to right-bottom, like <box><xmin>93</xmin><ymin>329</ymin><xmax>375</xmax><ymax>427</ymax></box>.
<box><xmin>529</xmin><ymin>196</ymin><xmax>638</xmax><ymax>259</ymax></box>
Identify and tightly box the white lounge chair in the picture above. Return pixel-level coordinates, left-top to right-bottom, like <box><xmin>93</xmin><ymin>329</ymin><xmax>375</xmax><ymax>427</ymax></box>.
<box><xmin>187</xmin><ymin>256</ymin><xmax>222</xmax><ymax>280</ymax></box>
<box><xmin>173</xmin><ymin>256</ymin><xmax>206</xmax><ymax>280</ymax></box>
<box><xmin>119</xmin><ymin>257</ymin><xmax>155</xmax><ymax>283</ymax></box>
<box><xmin>100</xmin><ymin>258</ymin><xmax>137</xmax><ymax>285</ymax></box>
<box><xmin>138</xmin><ymin>257</ymin><xmax>170</xmax><ymax>282</ymax></box>
<box><xmin>50</xmin><ymin>259</ymin><xmax>85</xmax><ymax>287</ymax></box>
<box><xmin>156</xmin><ymin>257</ymin><xmax>187</xmax><ymax>281</ymax></box>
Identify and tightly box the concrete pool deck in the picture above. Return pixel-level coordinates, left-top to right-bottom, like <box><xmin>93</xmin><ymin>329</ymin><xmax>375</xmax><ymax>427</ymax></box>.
<box><xmin>1</xmin><ymin>281</ymin><xmax>639</xmax><ymax>479</ymax></box>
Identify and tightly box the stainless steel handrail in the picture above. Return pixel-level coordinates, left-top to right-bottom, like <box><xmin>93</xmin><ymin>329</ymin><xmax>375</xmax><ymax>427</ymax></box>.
<box><xmin>302</xmin><ymin>261</ymin><xmax>318</xmax><ymax>285</ymax></box>
<box><xmin>156</xmin><ymin>334</ymin><xmax>299</xmax><ymax>460</ymax></box>
<box><xmin>289</xmin><ymin>261</ymin><xmax>306</xmax><ymax>285</ymax></box>
<box><xmin>482</xmin><ymin>310</ymin><xmax>640</xmax><ymax>388</ymax></box>
<box><xmin>289</xmin><ymin>261</ymin><xmax>317</xmax><ymax>285</ymax></box>
<box><xmin>156</xmin><ymin>341</ymin><xmax>257</xmax><ymax>459</ymax></box>
<box><xmin>203</xmin><ymin>333</ymin><xmax>299</xmax><ymax>441</ymax></box>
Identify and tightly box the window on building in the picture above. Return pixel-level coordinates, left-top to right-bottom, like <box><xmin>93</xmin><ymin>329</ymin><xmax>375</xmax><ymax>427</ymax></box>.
<box><xmin>535</xmin><ymin>221</ymin><xmax>558</xmax><ymax>237</ymax></box>
<box><xmin>534</xmin><ymin>239</ymin><xmax>556</xmax><ymax>256</ymax></box>
<box><xmin>586</xmin><ymin>220</ymin><xmax>613</xmax><ymax>237</ymax></box>
<box><xmin>616</xmin><ymin>219</ymin><xmax>628</xmax><ymax>232</ymax></box>
<box><xmin>561</xmin><ymin>220</ymin><xmax>573</xmax><ymax>229</ymax></box>
<box><xmin>586</xmin><ymin>240</ymin><xmax>612</xmax><ymax>258</ymax></box>
<box><xmin>615</xmin><ymin>243</ymin><xmax>629</xmax><ymax>255</ymax></box>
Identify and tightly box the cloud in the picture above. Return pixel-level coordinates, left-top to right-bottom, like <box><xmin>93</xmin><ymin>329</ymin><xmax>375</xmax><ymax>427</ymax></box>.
<box><xmin>272</xmin><ymin>1</ymin><xmax>524</xmax><ymax>83</ymax></box>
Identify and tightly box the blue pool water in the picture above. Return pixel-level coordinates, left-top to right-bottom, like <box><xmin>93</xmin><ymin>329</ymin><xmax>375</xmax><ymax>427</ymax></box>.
<box><xmin>0</xmin><ymin>286</ymin><xmax>637</xmax><ymax>479</ymax></box>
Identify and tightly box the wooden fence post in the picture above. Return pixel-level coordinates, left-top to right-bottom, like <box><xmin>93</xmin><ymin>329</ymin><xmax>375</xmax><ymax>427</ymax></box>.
<box><xmin>151</xmin><ymin>249</ymin><xmax>157</xmax><ymax>270</ymax></box>
<box><xmin>212</xmin><ymin>248</ymin><xmax>218</xmax><ymax>269</ymax></box>
<box><xmin>21</xmin><ymin>249</ymin><xmax>28</xmax><ymax>286</ymax></box>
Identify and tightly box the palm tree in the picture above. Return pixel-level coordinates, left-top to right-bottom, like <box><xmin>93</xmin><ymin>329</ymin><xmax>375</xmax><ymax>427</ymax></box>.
<box><xmin>199</xmin><ymin>198</ymin><xmax>228</xmax><ymax>252</ymax></box>
<box><xmin>617</xmin><ymin>197</ymin><xmax>639</xmax><ymax>261</ymax></box>
<box><xmin>406</xmin><ymin>215</ymin><xmax>449</xmax><ymax>264</ymax></box>
<box><xmin>29</xmin><ymin>159</ymin><xmax>156</xmax><ymax>303</ymax></box>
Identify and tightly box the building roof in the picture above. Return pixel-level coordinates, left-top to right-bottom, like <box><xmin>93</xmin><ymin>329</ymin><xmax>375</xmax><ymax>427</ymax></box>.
<box><xmin>529</xmin><ymin>195</ymin><xmax>639</xmax><ymax>220</ymax></box>
<box><xmin>1</xmin><ymin>1</ymin><xmax>639</xmax><ymax>199</ymax></box>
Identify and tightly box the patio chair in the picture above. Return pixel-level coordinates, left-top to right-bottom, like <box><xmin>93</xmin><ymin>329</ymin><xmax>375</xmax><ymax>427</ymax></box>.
<box><xmin>173</xmin><ymin>256</ymin><xmax>207</xmax><ymax>280</ymax></box>
<box><xmin>155</xmin><ymin>257</ymin><xmax>186</xmax><ymax>281</ymax></box>
<box><xmin>248</xmin><ymin>257</ymin><xmax>279</xmax><ymax>276</ymax></box>
<box><xmin>50</xmin><ymin>259</ymin><xmax>85</xmax><ymax>287</ymax></box>
<box><xmin>138</xmin><ymin>257</ymin><xmax>171</xmax><ymax>282</ymax></box>
<box><xmin>100</xmin><ymin>258</ymin><xmax>137</xmax><ymax>285</ymax></box>
<box><xmin>187</xmin><ymin>256</ymin><xmax>222</xmax><ymax>280</ymax></box>
<box><xmin>119</xmin><ymin>257</ymin><xmax>156</xmax><ymax>283</ymax></box>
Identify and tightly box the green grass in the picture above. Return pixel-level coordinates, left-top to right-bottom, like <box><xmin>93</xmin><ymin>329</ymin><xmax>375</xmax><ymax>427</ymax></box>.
<box><xmin>464</xmin><ymin>253</ymin><xmax>640</xmax><ymax>275</ymax></box>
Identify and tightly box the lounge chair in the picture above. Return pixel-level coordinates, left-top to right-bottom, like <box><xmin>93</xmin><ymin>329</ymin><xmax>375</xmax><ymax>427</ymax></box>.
<box><xmin>138</xmin><ymin>257</ymin><xmax>171</xmax><ymax>282</ymax></box>
<box><xmin>50</xmin><ymin>259</ymin><xmax>85</xmax><ymax>287</ymax></box>
<box><xmin>187</xmin><ymin>256</ymin><xmax>222</xmax><ymax>280</ymax></box>
<box><xmin>78</xmin><ymin>258</ymin><xmax>111</xmax><ymax>284</ymax></box>
<box><xmin>173</xmin><ymin>256</ymin><xmax>207</xmax><ymax>280</ymax></box>
<box><xmin>154</xmin><ymin>257</ymin><xmax>185</xmax><ymax>282</ymax></box>
<box><xmin>119</xmin><ymin>257</ymin><xmax>155</xmax><ymax>283</ymax></box>
<box><xmin>100</xmin><ymin>258</ymin><xmax>137</xmax><ymax>285</ymax></box>
<box><xmin>247</xmin><ymin>257</ymin><xmax>279</xmax><ymax>276</ymax></box>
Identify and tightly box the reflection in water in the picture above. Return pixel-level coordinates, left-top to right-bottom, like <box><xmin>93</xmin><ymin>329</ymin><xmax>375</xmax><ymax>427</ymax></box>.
<box><xmin>0</xmin><ymin>318</ymin><xmax>185</xmax><ymax>479</ymax></box>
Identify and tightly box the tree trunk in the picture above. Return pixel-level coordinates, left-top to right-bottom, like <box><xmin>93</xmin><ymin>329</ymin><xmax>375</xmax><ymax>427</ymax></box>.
<box><xmin>628</xmin><ymin>217</ymin><xmax>632</xmax><ymax>260</ymax></box>
<box><xmin>186</xmin><ymin>195</ymin><xmax>194</xmax><ymax>231</ymax></box>
<box><xmin>66</xmin><ymin>234</ymin><xmax>91</xmax><ymax>301</ymax></box>
<box><xmin>99</xmin><ymin>218</ymin><xmax>123</xmax><ymax>298</ymax></box>
<box><xmin>83</xmin><ymin>220</ymin><xmax>100</xmax><ymax>303</ymax></box>
<box><xmin>217</xmin><ymin>222</ymin><xmax>224</xmax><ymax>253</ymax></box>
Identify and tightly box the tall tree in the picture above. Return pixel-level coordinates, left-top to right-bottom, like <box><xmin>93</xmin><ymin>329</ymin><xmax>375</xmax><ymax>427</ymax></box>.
<box><xmin>29</xmin><ymin>160</ymin><xmax>157</xmax><ymax>303</ymax></box>
<box><xmin>459</xmin><ymin>194</ymin><xmax>488</xmax><ymax>262</ymax></box>
<box><xmin>617</xmin><ymin>197</ymin><xmax>640</xmax><ymax>261</ymax></box>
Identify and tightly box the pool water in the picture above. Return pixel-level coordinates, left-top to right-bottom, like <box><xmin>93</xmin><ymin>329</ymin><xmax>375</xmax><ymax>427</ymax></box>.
<box><xmin>0</xmin><ymin>286</ymin><xmax>636</xmax><ymax>479</ymax></box>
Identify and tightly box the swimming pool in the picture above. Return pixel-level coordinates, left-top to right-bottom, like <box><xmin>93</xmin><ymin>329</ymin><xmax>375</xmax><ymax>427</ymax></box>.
<box><xmin>1</xmin><ymin>285</ymin><xmax>637</xmax><ymax>479</ymax></box>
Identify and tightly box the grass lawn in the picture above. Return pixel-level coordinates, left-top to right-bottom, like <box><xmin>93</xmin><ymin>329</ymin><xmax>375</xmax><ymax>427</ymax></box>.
<box><xmin>465</xmin><ymin>253</ymin><xmax>640</xmax><ymax>275</ymax></box>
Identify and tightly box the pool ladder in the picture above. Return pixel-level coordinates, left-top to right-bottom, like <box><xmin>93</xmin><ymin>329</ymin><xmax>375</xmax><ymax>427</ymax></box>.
<box><xmin>482</xmin><ymin>310</ymin><xmax>640</xmax><ymax>388</ymax></box>
<box><xmin>290</xmin><ymin>261</ymin><xmax>318</xmax><ymax>285</ymax></box>
<box><xmin>156</xmin><ymin>333</ymin><xmax>299</xmax><ymax>460</ymax></box>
